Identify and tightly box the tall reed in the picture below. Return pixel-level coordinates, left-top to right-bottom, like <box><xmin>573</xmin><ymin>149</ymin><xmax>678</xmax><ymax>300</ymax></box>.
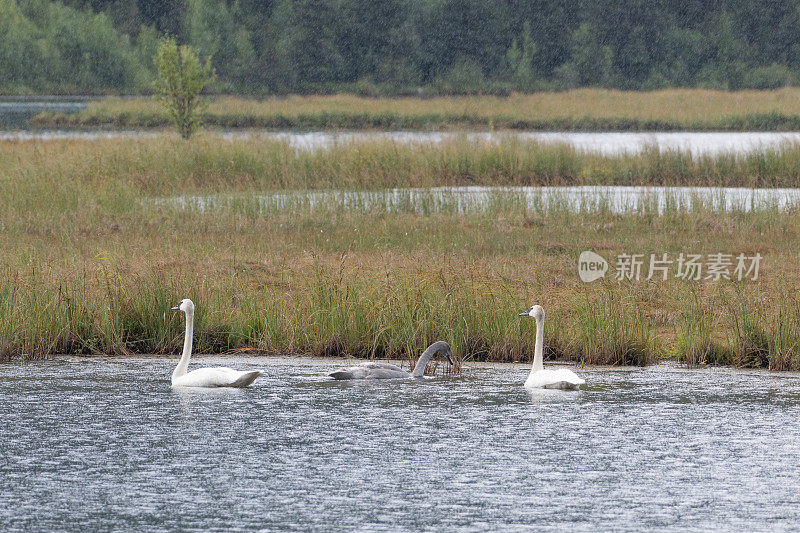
<box><xmin>673</xmin><ymin>289</ymin><xmax>734</xmax><ymax>367</ymax></box>
<box><xmin>6</xmin><ymin>136</ymin><xmax>800</xmax><ymax>194</ymax></box>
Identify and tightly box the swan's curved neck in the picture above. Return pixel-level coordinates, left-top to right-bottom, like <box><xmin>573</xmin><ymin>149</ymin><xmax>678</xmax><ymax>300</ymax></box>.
<box><xmin>411</xmin><ymin>345</ymin><xmax>436</xmax><ymax>378</ymax></box>
<box><xmin>172</xmin><ymin>310</ymin><xmax>194</xmax><ymax>381</ymax></box>
<box><xmin>531</xmin><ymin>317</ymin><xmax>544</xmax><ymax>373</ymax></box>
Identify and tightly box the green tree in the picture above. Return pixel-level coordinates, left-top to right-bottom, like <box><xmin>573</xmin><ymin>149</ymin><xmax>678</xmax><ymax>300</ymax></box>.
<box><xmin>0</xmin><ymin>0</ymin><xmax>46</xmax><ymax>91</ymax></box>
<box><xmin>183</xmin><ymin>0</ymin><xmax>255</xmax><ymax>91</ymax></box>
<box><xmin>16</xmin><ymin>0</ymin><xmax>150</xmax><ymax>92</ymax></box>
<box><xmin>153</xmin><ymin>38</ymin><xmax>215</xmax><ymax>139</ymax></box>
<box><xmin>286</xmin><ymin>0</ymin><xmax>346</xmax><ymax>84</ymax></box>
<box><xmin>428</xmin><ymin>0</ymin><xmax>511</xmax><ymax>80</ymax></box>
<box><xmin>556</xmin><ymin>23</ymin><xmax>615</xmax><ymax>88</ymax></box>
<box><xmin>9</xmin><ymin>0</ymin><xmax>800</xmax><ymax>94</ymax></box>
<box><xmin>713</xmin><ymin>11</ymin><xmax>748</xmax><ymax>89</ymax></box>
<box><xmin>506</xmin><ymin>20</ymin><xmax>538</xmax><ymax>89</ymax></box>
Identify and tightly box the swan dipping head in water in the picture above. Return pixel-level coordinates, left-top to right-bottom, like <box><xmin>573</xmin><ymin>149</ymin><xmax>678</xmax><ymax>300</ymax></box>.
<box><xmin>519</xmin><ymin>305</ymin><xmax>585</xmax><ymax>390</ymax></box>
<box><xmin>170</xmin><ymin>298</ymin><xmax>263</xmax><ymax>388</ymax></box>
<box><xmin>329</xmin><ymin>341</ymin><xmax>454</xmax><ymax>380</ymax></box>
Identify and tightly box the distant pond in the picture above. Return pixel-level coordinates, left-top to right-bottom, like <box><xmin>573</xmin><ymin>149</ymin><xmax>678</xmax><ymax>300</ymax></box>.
<box><xmin>4</xmin><ymin>127</ymin><xmax>800</xmax><ymax>157</ymax></box>
<box><xmin>0</xmin><ymin>97</ymin><xmax>88</xmax><ymax>128</ymax></box>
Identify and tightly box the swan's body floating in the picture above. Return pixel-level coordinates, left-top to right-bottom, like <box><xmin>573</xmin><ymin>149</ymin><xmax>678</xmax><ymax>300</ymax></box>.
<box><xmin>520</xmin><ymin>305</ymin><xmax>585</xmax><ymax>390</ymax></box>
<box><xmin>171</xmin><ymin>299</ymin><xmax>262</xmax><ymax>388</ymax></box>
<box><xmin>329</xmin><ymin>341</ymin><xmax>453</xmax><ymax>380</ymax></box>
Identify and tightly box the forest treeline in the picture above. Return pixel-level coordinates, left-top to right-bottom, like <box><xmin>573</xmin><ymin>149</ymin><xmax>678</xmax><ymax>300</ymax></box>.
<box><xmin>3</xmin><ymin>0</ymin><xmax>800</xmax><ymax>95</ymax></box>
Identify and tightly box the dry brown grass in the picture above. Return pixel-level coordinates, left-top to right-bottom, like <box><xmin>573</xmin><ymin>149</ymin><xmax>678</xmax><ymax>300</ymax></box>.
<box><xmin>33</xmin><ymin>88</ymin><xmax>800</xmax><ymax>130</ymax></box>
<box><xmin>95</xmin><ymin>89</ymin><xmax>800</xmax><ymax>120</ymax></box>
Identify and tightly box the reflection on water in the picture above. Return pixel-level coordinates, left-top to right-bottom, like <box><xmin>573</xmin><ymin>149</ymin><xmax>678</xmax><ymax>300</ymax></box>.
<box><xmin>4</xmin><ymin>128</ymin><xmax>800</xmax><ymax>157</ymax></box>
<box><xmin>2</xmin><ymin>357</ymin><xmax>800</xmax><ymax>531</ymax></box>
<box><xmin>172</xmin><ymin>384</ymin><xmax>247</xmax><ymax>413</ymax></box>
<box><xmin>0</xmin><ymin>130</ymin><xmax>153</xmax><ymax>141</ymax></box>
<box><xmin>156</xmin><ymin>185</ymin><xmax>800</xmax><ymax>215</ymax></box>
<box><xmin>220</xmin><ymin>130</ymin><xmax>800</xmax><ymax>157</ymax></box>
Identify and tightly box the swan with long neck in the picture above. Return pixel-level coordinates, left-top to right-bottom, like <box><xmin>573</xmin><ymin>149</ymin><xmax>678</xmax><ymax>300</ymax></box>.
<box><xmin>520</xmin><ymin>305</ymin><xmax>585</xmax><ymax>389</ymax></box>
<box><xmin>171</xmin><ymin>299</ymin><xmax>262</xmax><ymax>387</ymax></box>
<box><xmin>328</xmin><ymin>341</ymin><xmax>454</xmax><ymax>380</ymax></box>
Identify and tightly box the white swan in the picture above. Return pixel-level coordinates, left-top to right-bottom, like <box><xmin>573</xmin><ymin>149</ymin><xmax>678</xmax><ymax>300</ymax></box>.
<box><xmin>520</xmin><ymin>305</ymin><xmax>585</xmax><ymax>390</ymax></box>
<box><xmin>329</xmin><ymin>341</ymin><xmax>453</xmax><ymax>380</ymax></box>
<box><xmin>170</xmin><ymin>299</ymin><xmax>262</xmax><ymax>388</ymax></box>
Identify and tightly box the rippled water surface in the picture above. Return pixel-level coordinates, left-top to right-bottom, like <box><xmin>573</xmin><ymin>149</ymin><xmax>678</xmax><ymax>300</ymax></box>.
<box><xmin>2</xmin><ymin>357</ymin><xmax>800</xmax><ymax>531</ymax></box>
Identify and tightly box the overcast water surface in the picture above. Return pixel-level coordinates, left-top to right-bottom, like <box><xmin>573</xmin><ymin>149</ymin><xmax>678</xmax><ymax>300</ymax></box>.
<box><xmin>2</xmin><ymin>357</ymin><xmax>800</xmax><ymax>531</ymax></box>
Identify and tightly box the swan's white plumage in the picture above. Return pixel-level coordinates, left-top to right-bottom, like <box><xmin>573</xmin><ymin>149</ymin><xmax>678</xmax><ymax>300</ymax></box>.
<box><xmin>520</xmin><ymin>304</ymin><xmax>585</xmax><ymax>390</ymax></box>
<box><xmin>172</xmin><ymin>366</ymin><xmax>263</xmax><ymax>388</ymax></box>
<box><xmin>171</xmin><ymin>299</ymin><xmax>262</xmax><ymax>388</ymax></box>
<box><xmin>524</xmin><ymin>367</ymin><xmax>585</xmax><ymax>389</ymax></box>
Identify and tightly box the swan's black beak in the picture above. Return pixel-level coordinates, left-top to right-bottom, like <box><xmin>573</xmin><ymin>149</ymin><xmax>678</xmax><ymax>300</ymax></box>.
<box><xmin>446</xmin><ymin>351</ymin><xmax>454</xmax><ymax>366</ymax></box>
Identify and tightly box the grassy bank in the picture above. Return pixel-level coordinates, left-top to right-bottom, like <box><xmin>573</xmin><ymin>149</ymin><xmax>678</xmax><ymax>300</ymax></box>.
<box><xmin>29</xmin><ymin>88</ymin><xmax>800</xmax><ymax>131</ymax></box>
<box><xmin>2</xmin><ymin>134</ymin><xmax>800</xmax><ymax>368</ymax></box>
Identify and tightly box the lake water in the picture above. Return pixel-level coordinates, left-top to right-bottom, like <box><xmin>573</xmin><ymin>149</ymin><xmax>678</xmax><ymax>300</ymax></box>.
<box><xmin>159</xmin><ymin>185</ymin><xmax>800</xmax><ymax>215</ymax></box>
<box><xmin>218</xmin><ymin>131</ymin><xmax>800</xmax><ymax>157</ymax></box>
<box><xmin>0</xmin><ymin>99</ymin><xmax>87</xmax><ymax>128</ymax></box>
<box><xmin>2</xmin><ymin>357</ymin><xmax>800</xmax><ymax>531</ymax></box>
<box><xmin>4</xmin><ymin>127</ymin><xmax>800</xmax><ymax>157</ymax></box>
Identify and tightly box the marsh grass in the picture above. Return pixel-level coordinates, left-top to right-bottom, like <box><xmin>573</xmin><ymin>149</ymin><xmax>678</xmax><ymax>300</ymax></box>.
<box><xmin>573</xmin><ymin>289</ymin><xmax>651</xmax><ymax>366</ymax></box>
<box><xmin>4</xmin><ymin>135</ymin><xmax>800</xmax><ymax>367</ymax></box>
<box><xmin>729</xmin><ymin>288</ymin><xmax>771</xmax><ymax>368</ymax></box>
<box><xmin>0</xmin><ymin>255</ymin><xmax>656</xmax><ymax>366</ymax></box>
<box><xmin>767</xmin><ymin>291</ymin><xmax>800</xmax><ymax>370</ymax></box>
<box><xmin>31</xmin><ymin>89</ymin><xmax>800</xmax><ymax>131</ymax></box>
<box><xmin>671</xmin><ymin>285</ymin><xmax>800</xmax><ymax>370</ymax></box>
<box><xmin>1</xmin><ymin>206</ymin><xmax>799</xmax><ymax>368</ymax></box>
<box><xmin>727</xmin><ymin>287</ymin><xmax>800</xmax><ymax>370</ymax></box>
<box><xmin>7</xmin><ymin>136</ymin><xmax>800</xmax><ymax>193</ymax></box>
<box><xmin>674</xmin><ymin>290</ymin><xmax>734</xmax><ymax>367</ymax></box>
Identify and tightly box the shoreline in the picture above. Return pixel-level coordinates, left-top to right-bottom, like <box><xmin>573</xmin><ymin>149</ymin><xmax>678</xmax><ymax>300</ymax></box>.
<box><xmin>21</xmin><ymin>355</ymin><xmax>800</xmax><ymax>376</ymax></box>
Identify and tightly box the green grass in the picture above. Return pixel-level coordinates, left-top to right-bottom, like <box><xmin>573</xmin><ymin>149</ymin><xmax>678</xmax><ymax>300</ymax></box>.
<box><xmin>673</xmin><ymin>290</ymin><xmax>733</xmax><ymax>367</ymax></box>
<box><xmin>672</xmin><ymin>285</ymin><xmax>800</xmax><ymax>370</ymax></box>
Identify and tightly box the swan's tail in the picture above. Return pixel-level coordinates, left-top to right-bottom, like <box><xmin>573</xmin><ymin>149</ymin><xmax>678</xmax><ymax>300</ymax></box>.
<box><xmin>231</xmin><ymin>370</ymin><xmax>262</xmax><ymax>388</ymax></box>
<box><xmin>328</xmin><ymin>370</ymin><xmax>355</xmax><ymax>380</ymax></box>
